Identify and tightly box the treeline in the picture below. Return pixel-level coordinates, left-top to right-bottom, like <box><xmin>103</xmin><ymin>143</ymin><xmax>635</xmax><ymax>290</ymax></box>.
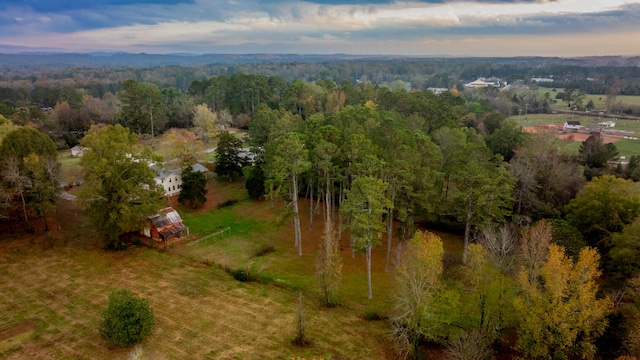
<box><xmin>3</xmin><ymin>57</ymin><xmax>640</xmax><ymax>96</ymax></box>
<box><xmin>0</xmin><ymin>73</ymin><xmax>495</xmax><ymax>149</ymax></box>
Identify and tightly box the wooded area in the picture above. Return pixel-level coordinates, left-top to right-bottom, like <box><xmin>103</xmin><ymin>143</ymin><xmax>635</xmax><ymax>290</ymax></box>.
<box><xmin>2</xmin><ymin>56</ymin><xmax>640</xmax><ymax>358</ymax></box>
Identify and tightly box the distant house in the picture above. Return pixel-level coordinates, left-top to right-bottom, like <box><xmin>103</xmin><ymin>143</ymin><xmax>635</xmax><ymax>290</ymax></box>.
<box><xmin>598</xmin><ymin>121</ymin><xmax>616</xmax><ymax>128</ymax></box>
<box><xmin>464</xmin><ymin>77</ymin><xmax>502</xmax><ymax>88</ymax></box>
<box><xmin>564</xmin><ymin>121</ymin><xmax>582</xmax><ymax>132</ymax></box>
<box><xmin>427</xmin><ymin>87</ymin><xmax>449</xmax><ymax>94</ymax></box>
<box><xmin>70</xmin><ymin>145</ymin><xmax>88</xmax><ymax>157</ymax></box>
<box><xmin>530</xmin><ymin>77</ymin><xmax>554</xmax><ymax>83</ymax></box>
<box><xmin>143</xmin><ymin>207</ymin><xmax>189</xmax><ymax>242</ymax></box>
<box><xmin>239</xmin><ymin>149</ymin><xmax>257</xmax><ymax>166</ymax></box>
<box><xmin>154</xmin><ymin>163</ymin><xmax>209</xmax><ymax>197</ymax></box>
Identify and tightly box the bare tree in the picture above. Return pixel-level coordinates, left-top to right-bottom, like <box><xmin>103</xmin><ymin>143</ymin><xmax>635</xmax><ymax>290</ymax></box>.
<box><xmin>519</xmin><ymin>220</ymin><xmax>551</xmax><ymax>283</ymax></box>
<box><xmin>477</xmin><ymin>224</ymin><xmax>519</xmax><ymax>273</ymax></box>
<box><xmin>0</xmin><ymin>182</ymin><xmax>14</xmax><ymax>232</ymax></box>
<box><xmin>315</xmin><ymin>217</ymin><xmax>342</xmax><ymax>307</ymax></box>
<box><xmin>292</xmin><ymin>291</ymin><xmax>309</xmax><ymax>346</ymax></box>
<box><xmin>445</xmin><ymin>327</ymin><xmax>494</xmax><ymax>360</ymax></box>
<box><xmin>44</xmin><ymin>156</ymin><xmax>62</xmax><ymax>230</ymax></box>
<box><xmin>2</xmin><ymin>156</ymin><xmax>30</xmax><ymax>227</ymax></box>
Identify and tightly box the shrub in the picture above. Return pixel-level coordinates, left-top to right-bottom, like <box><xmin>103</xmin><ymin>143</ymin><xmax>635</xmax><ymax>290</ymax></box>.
<box><xmin>231</xmin><ymin>269</ymin><xmax>253</xmax><ymax>282</ymax></box>
<box><xmin>291</xmin><ymin>292</ymin><xmax>310</xmax><ymax>347</ymax></box>
<box><xmin>217</xmin><ymin>199</ymin><xmax>238</xmax><ymax>209</ymax></box>
<box><xmin>253</xmin><ymin>245</ymin><xmax>276</xmax><ymax>258</ymax></box>
<box><xmin>363</xmin><ymin>307</ymin><xmax>387</xmax><ymax>321</ymax></box>
<box><xmin>99</xmin><ymin>289</ymin><xmax>155</xmax><ymax>347</ymax></box>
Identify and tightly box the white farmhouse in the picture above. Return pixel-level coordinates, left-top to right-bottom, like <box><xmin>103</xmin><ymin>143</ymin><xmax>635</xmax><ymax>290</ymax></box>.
<box><xmin>155</xmin><ymin>163</ymin><xmax>208</xmax><ymax>197</ymax></box>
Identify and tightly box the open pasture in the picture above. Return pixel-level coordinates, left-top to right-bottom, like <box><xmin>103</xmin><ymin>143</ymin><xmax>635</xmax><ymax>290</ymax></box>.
<box><xmin>511</xmin><ymin>113</ymin><xmax>640</xmax><ymax>157</ymax></box>
<box><xmin>528</xmin><ymin>87</ymin><xmax>640</xmax><ymax>110</ymax></box>
<box><xmin>0</xmin><ymin>184</ymin><xmax>402</xmax><ymax>359</ymax></box>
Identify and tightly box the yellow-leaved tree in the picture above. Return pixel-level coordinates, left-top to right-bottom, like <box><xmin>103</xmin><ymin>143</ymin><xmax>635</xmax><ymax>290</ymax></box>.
<box><xmin>514</xmin><ymin>243</ymin><xmax>611</xmax><ymax>359</ymax></box>
<box><xmin>392</xmin><ymin>231</ymin><xmax>460</xmax><ymax>359</ymax></box>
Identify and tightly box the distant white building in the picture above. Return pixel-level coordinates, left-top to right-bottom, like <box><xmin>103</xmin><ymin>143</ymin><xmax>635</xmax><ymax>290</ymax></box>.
<box><xmin>154</xmin><ymin>163</ymin><xmax>208</xmax><ymax>197</ymax></box>
<box><xmin>598</xmin><ymin>121</ymin><xmax>616</xmax><ymax>128</ymax></box>
<box><xmin>531</xmin><ymin>77</ymin><xmax>554</xmax><ymax>83</ymax></box>
<box><xmin>70</xmin><ymin>145</ymin><xmax>89</xmax><ymax>157</ymax></box>
<box><xmin>564</xmin><ymin>121</ymin><xmax>582</xmax><ymax>132</ymax></box>
<box><xmin>427</xmin><ymin>87</ymin><xmax>449</xmax><ymax>94</ymax></box>
<box><xmin>464</xmin><ymin>77</ymin><xmax>502</xmax><ymax>88</ymax></box>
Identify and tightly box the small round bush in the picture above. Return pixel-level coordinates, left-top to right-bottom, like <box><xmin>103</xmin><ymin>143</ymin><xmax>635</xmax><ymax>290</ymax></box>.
<box><xmin>99</xmin><ymin>289</ymin><xmax>155</xmax><ymax>347</ymax></box>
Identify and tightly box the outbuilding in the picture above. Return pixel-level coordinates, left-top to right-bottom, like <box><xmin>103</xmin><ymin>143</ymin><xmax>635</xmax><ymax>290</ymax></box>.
<box><xmin>143</xmin><ymin>207</ymin><xmax>189</xmax><ymax>242</ymax></box>
<box><xmin>564</xmin><ymin>121</ymin><xmax>581</xmax><ymax>132</ymax></box>
<box><xmin>70</xmin><ymin>145</ymin><xmax>88</xmax><ymax>157</ymax></box>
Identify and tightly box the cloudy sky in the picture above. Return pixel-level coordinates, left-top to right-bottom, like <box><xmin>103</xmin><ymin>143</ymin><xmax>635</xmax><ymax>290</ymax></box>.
<box><xmin>0</xmin><ymin>0</ymin><xmax>639</xmax><ymax>56</ymax></box>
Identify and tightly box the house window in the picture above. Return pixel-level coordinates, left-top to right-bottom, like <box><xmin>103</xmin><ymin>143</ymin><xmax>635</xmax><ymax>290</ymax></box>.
<box><xmin>169</xmin><ymin>178</ymin><xmax>172</xmax><ymax>183</ymax></box>
<box><xmin>173</xmin><ymin>186</ymin><xmax>176</xmax><ymax>190</ymax></box>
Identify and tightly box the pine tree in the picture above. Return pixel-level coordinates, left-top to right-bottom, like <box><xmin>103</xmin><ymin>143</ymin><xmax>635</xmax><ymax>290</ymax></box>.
<box><xmin>214</xmin><ymin>131</ymin><xmax>244</xmax><ymax>181</ymax></box>
<box><xmin>178</xmin><ymin>166</ymin><xmax>207</xmax><ymax>208</ymax></box>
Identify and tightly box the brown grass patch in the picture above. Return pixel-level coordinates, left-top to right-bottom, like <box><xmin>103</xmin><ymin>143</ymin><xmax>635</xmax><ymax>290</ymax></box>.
<box><xmin>524</xmin><ymin>124</ymin><xmax>622</xmax><ymax>144</ymax></box>
<box><xmin>0</xmin><ymin>196</ymin><xmax>393</xmax><ymax>359</ymax></box>
<box><xmin>0</xmin><ymin>321</ymin><xmax>35</xmax><ymax>355</ymax></box>
<box><xmin>557</xmin><ymin>132</ymin><xmax>621</xmax><ymax>143</ymax></box>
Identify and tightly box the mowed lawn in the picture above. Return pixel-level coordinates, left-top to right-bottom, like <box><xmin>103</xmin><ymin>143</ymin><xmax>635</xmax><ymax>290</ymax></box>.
<box><xmin>58</xmin><ymin>149</ymin><xmax>84</xmax><ymax>184</ymax></box>
<box><xmin>526</xmin><ymin>87</ymin><xmax>640</xmax><ymax>110</ymax></box>
<box><xmin>0</xmin><ymin>197</ymin><xmax>394</xmax><ymax>359</ymax></box>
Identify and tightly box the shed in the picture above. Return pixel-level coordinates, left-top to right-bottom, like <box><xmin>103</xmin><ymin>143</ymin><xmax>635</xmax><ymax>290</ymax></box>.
<box><xmin>143</xmin><ymin>207</ymin><xmax>189</xmax><ymax>242</ymax></box>
<box><xmin>71</xmin><ymin>145</ymin><xmax>88</xmax><ymax>157</ymax></box>
<box><xmin>598</xmin><ymin>121</ymin><xmax>616</xmax><ymax>128</ymax></box>
<box><xmin>191</xmin><ymin>163</ymin><xmax>209</xmax><ymax>175</ymax></box>
<box><xmin>564</xmin><ymin>121</ymin><xmax>581</xmax><ymax>132</ymax></box>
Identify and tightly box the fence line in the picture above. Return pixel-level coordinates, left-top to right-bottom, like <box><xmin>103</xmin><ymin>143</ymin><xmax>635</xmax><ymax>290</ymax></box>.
<box><xmin>187</xmin><ymin>227</ymin><xmax>231</xmax><ymax>246</ymax></box>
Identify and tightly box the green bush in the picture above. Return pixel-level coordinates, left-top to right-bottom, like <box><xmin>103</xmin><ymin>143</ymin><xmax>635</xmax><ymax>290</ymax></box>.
<box><xmin>99</xmin><ymin>289</ymin><xmax>155</xmax><ymax>347</ymax></box>
<box><xmin>363</xmin><ymin>308</ymin><xmax>387</xmax><ymax>321</ymax></box>
<box><xmin>217</xmin><ymin>199</ymin><xmax>238</xmax><ymax>209</ymax></box>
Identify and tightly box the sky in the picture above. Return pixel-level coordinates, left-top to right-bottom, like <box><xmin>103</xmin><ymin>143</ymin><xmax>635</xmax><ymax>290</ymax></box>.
<box><xmin>0</xmin><ymin>0</ymin><xmax>639</xmax><ymax>56</ymax></box>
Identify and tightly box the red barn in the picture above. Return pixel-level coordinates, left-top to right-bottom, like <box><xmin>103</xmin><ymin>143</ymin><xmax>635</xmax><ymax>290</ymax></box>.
<box><xmin>143</xmin><ymin>207</ymin><xmax>189</xmax><ymax>242</ymax></box>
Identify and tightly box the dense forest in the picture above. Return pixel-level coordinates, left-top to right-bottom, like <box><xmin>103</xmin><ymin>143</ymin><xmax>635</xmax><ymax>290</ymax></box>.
<box><xmin>2</xmin><ymin>56</ymin><xmax>640</xmax><ymax>358</ymax></box>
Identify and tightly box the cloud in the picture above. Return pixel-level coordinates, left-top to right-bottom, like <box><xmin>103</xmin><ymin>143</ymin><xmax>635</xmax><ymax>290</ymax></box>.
<box><xmin>0</xmin><ymin>0</ymin><xmax>195</xmax><ymax>13</ymax></box>
<box><xmin>0</xmin><ymin>0</ymin><xmax>638</xmax><ymax>56</ymax></box>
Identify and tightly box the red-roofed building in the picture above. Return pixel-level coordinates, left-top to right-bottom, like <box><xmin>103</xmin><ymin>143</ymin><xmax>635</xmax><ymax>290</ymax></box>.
<box><xmin>143</xmin><ymin>207</ymin><xmax>189</xmax><ymax>242</ymax></box>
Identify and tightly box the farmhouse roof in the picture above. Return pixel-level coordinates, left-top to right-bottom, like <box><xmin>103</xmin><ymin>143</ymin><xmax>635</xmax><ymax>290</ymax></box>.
<box><xmin>566</xmin><ymin>121</ymin><xmax>581</xmax><ymax>126</ymax></box>
<box><xmin>156</xmin><ymin>168</ymin><xmax>179</xmax><ymax>179</ymax></box>
<box><xmin>155</xmin><ymin>163</ymin><xmax>207</xmax><ymax>179</ymax></box>
<box><xmin>191</xmin><ymin>163</ymin><xmax>208</xmax><ymax>173</ymax></box>
<box><xmin>149</xmin><ymin>207</ymin><xmax>187</xmax><ymax>240</ymax></box>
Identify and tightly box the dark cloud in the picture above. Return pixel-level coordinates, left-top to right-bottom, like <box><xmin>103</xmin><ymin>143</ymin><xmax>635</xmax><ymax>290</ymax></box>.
<box><xmin>0</xmin><ymin>0</ymin><xmax>194</xmax><ymax>12</ymax></box>
<box><xmin>290</xmin><ymin>0</ymin><xmax>552</xmax><ymax>4</ymax></box>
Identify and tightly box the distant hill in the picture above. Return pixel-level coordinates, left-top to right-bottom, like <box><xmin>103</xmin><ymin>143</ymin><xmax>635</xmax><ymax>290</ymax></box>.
<box><xmin>0</xmin><ymin>51</ymin><xmax>639</xmax><ymax>69</ymax></box>
<box><xmin>0</xmin><ymin>52</ymin><xmax>406</xmax><ymax>68</ymax></box>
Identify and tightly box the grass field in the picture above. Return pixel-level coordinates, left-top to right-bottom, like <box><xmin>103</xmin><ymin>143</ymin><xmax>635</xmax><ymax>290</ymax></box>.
<box><xmin>511</xmin><ymin>113</ymin><xmax>640</xmax><ymax>157</ymax></box>
<box><xmin>1</xmin><ymin>176</ymin><xmax>427</xmax><ymax>359</ymax></box>
<box><xmin>58</xmin><ymin>149</ymin><xmax>83</xmax><ymax>184</ymax></box>
<box><xmin>520</xmin><ymin>87</ymin><xmax>640</xmax><ymax>111</ymax></box>
<box><xmin>512</xmin><ymin>113</ymin><xmax>640</xmax><ymax>132</ymax></box>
